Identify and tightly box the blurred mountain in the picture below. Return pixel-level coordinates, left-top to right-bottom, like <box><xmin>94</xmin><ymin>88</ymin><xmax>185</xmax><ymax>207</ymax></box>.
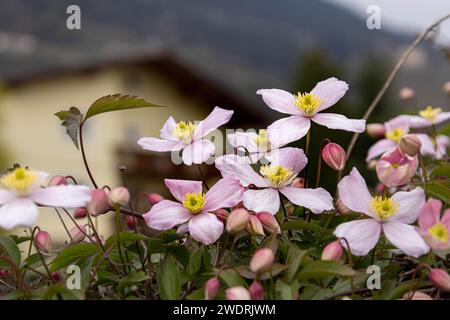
<box><xmin>0</xmin><ymin>0</ymin><xmax>448</xmax><ymax>113</ymax></box>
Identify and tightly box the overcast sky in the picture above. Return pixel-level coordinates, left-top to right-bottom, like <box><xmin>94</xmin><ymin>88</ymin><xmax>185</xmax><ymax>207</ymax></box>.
<box><xmin>325</xmin><ymin>0</ymin><xmax>450</xmax><ymax>44</ymax></box>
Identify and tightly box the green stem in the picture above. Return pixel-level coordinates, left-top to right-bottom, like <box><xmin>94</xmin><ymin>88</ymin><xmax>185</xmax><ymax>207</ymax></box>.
<box><xmin>419</xmin><ymin>155</ymin><xmax>428</xmax><ymax>195</ymax></box>
<box><xmin>115</xmin><ymin>207</ymin><xmax>126</xmax><ymax>272</ymax></box>
<box><xmin>196</xmin><ymin>164</ymin><xmax>209</xmax><ymax>190</ymax></box>
<box><xmin>79</xmin><ymin>124</ymin><xmax>98</xmax><ymax>188</ymax></box>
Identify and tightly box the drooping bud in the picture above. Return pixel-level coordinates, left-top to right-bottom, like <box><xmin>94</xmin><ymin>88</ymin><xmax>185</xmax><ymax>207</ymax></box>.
<box><xmin>73</xmin><ymin>208</ymin><xmax>87</xmax><ymax>219</ymax></box>
<box><xmin>321</xmin><ymin>240</ymin><xmax>343</xmax><ymax>261</ymax></box>
<box><xmin>322</xmin><ymin>142</ymin><xmax>346</xmax><ymax>171</ymax></box>
<box><xmin>246</xmin><ymin>215</ymin><xmax>265</xmax><ymax>236</ymax></box>
<box><xmin>215</xmin><ymin>208</ymin><xmax>229</xmax><ymax>223</ymax></box>
<box><xmin>51</xmin><ymin>272</ymin><xmax>61</xmax><ymax>282</ymax></box>
<box><xmin>108</xmin><ymin>187</ymin><xmax>130</xmax><ymax>208</ymax></box>
<box><xmin>399</xmin><ymin>87</ymin><xmax>415</xmax><ymax>100</ymax></box>
<box><xmin>34</xmin><ymin>230</ymin><xmax>52</xmax><ymax>254</ymax></box>
<box><xmin>225</xmin><ymin>287</ymin><xmax>251</xmax><ymax>300</ymax></box>
<box><xmin>204</xmin><ymin>277</ymin><xmax>220</xmax><ymax>300</ymax></box>
<box><xmin>429</xmin><ymin>268</ymin><xmax>450</xmax><ymax>292</ymax></box>
<box><xmin>125</xmin><ymin>215</ymin><xmax>136</xmax><ymax>229</ymax></box>
<box><xmin>226</xmin><ymin>208</ymin><xmax>250</xmax><ymax>233</ymax></box>
<box><xmin>402</xmin><ymin>291</ymin><xmax>433</xmax><ymax>300</ymax></box>
<box><xmin>48</xmin><ymin>175</ymin><xmax>67</xmax><ymax>186</ymax></box>
<box><xmin>69</xmin><ymin>225</ymin><xmax>87</xmax><ymax>243</ymax></box>
<box><xmin>148</xmin><ymin>192</ymin><xmax>164</xmax><ymax>205</ymax></box>
<box><xmin>399</xmin><ymin>134</ymin><xmax>422</xmax><ymax>157</ymax></box>
<box><xmin>367</xmin><ymin>160</ymin><xmax>378</xmax><ymax>170</ymax></box>
<box><xmin>290</xmin><ymin>177</ymin><xmax>304</xmax><ymax>188</ymax></box>
<box><xmin>366</xmin><ymin>123</ymin><xmax>386</xmax><ymax>139</ymax></box>
<box><xmin>87</xmin><ymin>189</ymin><xmax>109</xmax><ymax>216</ymax></box>
<box><xmin>443</xmin><ymin>81</ymin><xmax>450</xmax><ymax>96</ymax></box>
<box><xmin>335</xmin><ymin>198</ymin><xmax>351</xmax><ymax>215</ymax></box>
<box><xmin>250</xmin><ymin>248</ymin><xmax>275</xmax><ymax>274</ymax></box>
<box><xmin>376</xmin><ymin>148</ymin><xmax>418</xmax><ymax>187</ymax></box>
<box><xmin>249</xmin><ymin>281</ymin><xmax>264</xmax><ymax>300</ymax></box>
<box><xmin>0</xmin><ymin>269</ymin><xmax>10</xmax><ymax>277</ymax></box>
<box><xmin>256</xmin><ymin>212</ymin><xmax>281</xmax><ymax>234</ymax></box>
<box><xmin>375</xmin><ymin>183</ymin><xmax>385</xmax><ymax>194</ymax></box>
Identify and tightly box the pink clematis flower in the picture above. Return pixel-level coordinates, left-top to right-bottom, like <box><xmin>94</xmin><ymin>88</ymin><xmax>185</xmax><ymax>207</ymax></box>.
<box><xmin>416</xmin><ymin>134</ymin><xmax>449</xmax><ymax>160</ymax></box>
<box><xmin>215</xmin><ymin>148</ymin><xmax>334</xmax><ymax>215</ymax></box>
<box><xmin>418</xmin><ymin>198</ymin><xmax>450</xmax><ymax>252</ymax></box>
<box><xmin>144</xmin><ymin>177</ymin><xmax>244</xmax><ymax>245</ymax></box>
<box><xmin>0</xmin><ymin>167</ymin><xmax>91</xmax><ymax>230</ymax></box>
<box><xmin>257</xmin><ymin>78</ymin><xmax>365</xmax><ymax>145</ymax></box>
<box><xmin>334</xmin><ymin>167</ymin><xmax>428</xmax><ymax>257</ymax></box>
<box><xmin>376</xmin><ymin>148</ymin><xmax>418</xmax><ymax>188</ymax></box>
<box><xmin>137</xmin><ymin>107</ymin><xmax>233</xmax><ymax>165</ymax></box>
<box><xmin>408</xmin><ymin>106</ymin><xmax>450</xmax><ymax>129</ymax></box>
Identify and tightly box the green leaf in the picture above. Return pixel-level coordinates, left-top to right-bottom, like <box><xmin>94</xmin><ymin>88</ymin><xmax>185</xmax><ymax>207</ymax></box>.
<box><xmin>51</xmin><ymin>243</ymin><xmax>100</xmax><ymax>272</ymax></box>
<box><xmin>23</xmin><ymin>253</ymin><xmax>43</xmax><ymax>269</ymax></box>
<box><xmin>186</xmin><ymin>247</ymin><xmax>204</xmax><ymax>275</ymax></box>
<box><xmin>430</xmin><ymin>161</ymin><xmax>450</xmax><ymax>178</ymax></box>
<box><xmin>219</xmin><ymin>269</ymin><xmax>246</xmax><ymax>287</ymax></box>
<box><xmin>116</xmin><ymin>270</ymin><xmax>150</xmax><ymax>293</ymax></box>
<box><xmin>284</xmin><ymin>246</ymin><xmax>309</xmax><ymax>283</ymax></box>
<box><xmin>0</xmin><ymin>235</ymin><xmax>21</xmax><ymax>266</ymax></box>
<box><xmin>54</xmin><ymin>107</ymin><xmax>83</xmax><ymax>149</ymax></box>
<box><xmin>166</xmin><ymin>245</ymin><xmax>190</xmax><ymax>269</ymax></box>
<box><xmin>281</xmin><ymin>220</ymin><xmax>327</xmax><ymax>233</ymax></box>
<box><xmin>297</xmin><ymin>260</ymin><xmax>356</xmax><ymax>280</ymax></box>
<box><xmin>157</xmin><ymin>255</ymin><xmax>181</xmax><ymax>300</ymax></box>
<box><xmin>426</xmin><ymin>179</ymin><xmax>450</xmax><ymax>203</ymax></box>
<box><xmin>77</xmin><ymin>256</ymin><xmax>96</xmax><ymax>291</ymax></box>
<box><xmin>275</xmin><ymin>279</ymin><xmax>299</xmax><ymax>300</ymax></box>
<box><xmin>186</xmin><ymin>288</ymin><xmax>205</xmax><ymax>300</ymax></box>
<box><xmin>104</xmin><ymin>231</ymin><xmax>149</xmax><ymax>250</ymax></box>
<box><xmin>84</xmin><ymin>94</ymin><xmax>165</xmax><ymax>121</ymax></box>
<box><xmin>234</xmin><ymin>264</ymin><xmax>287</xmax><ymax>280</ymax></box>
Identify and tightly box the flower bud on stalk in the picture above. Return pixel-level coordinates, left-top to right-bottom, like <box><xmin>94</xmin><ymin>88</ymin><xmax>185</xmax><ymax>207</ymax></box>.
<box><xmin>399</xmin><ymin>87</ymin><xmax>415</xmax><ymax>100</ymax></box>
<box><xmin>402</xmin><ymin>291</ymin><xmax>433</xmax><ymax>300</ymax></box>
<box><xmin>429</xmin><ymin>268</ymin><xmax>450</xmax><ymax>292</ymax></box>
<box><xmin>108</xmin><ymin>187</ymin><xmax>130</xmax><ymax>208</ymax></box>
<box><xmin>399</xmin><ymin>134</ymin><xmax>422</xmax><ymax>157</ymax></box>
<box><xmin>69</xmin><ymin>225</ymin><xmax>87</xmax><ymax>243</ymax></box>
<box><xmin>246</xmin><ymin>215</ymin><xmax>265</xmax><ymax>236</ymax></box>
<box><xmin>250</xmin><ymin>248</ymin><xmax>275</xmax><ymax>274</ymax></box>
<box><xmin>290</xmin><ymin>177</ymin><xmax>304</xmax><ymax>188</ymax></box>
<box><xmin>215</xmin><ymin>208</ymin><xmax>229</xmax><ymax>223</ymax></box>
<box><xmin>73</xmin><ymin>208</ymin><xmax>87</xmax><ymax>219</ymax></box>
<box><xmin>366</xmin><ymin>123</ymin><xmax>386</xmax><ymax>139</ymax></box>
<box><xmin>443</xmin><ymin>81</ymin><xmax>450</xmax><ymax>96</ymax></box>
<box><xmin>48</xmin><ymin>175</ymin><xmax>67</xmax><ymax>186</ymax></box>
<box><xmin>51</xmin><ymin>272</ymin><xmax>61</xmax><ymax>282</ymax></box>
<box><xmin>376</xmin><ymin>148</ymin><xmax>418</xmax><ymax>187</ymax></box>
<box><xmin>34</xmin><ymin>230</ymin><xmax>52</xmax><ymax>254</ymax></box>
<box><xmin>335</xmin><ymin>198</ymin><xmax>351</xmax><ymax>215</ymax></box>
<box><xmin>322</xmin><ymin>143</ymin><xmax>346</xmax><ymax>171</ymax></box>
<box><xmin>225</xmin><ymin>287</ymin><xmax>251</xmax><ymax>300</ymax></box>
<box><xmin>257</xmin><ymin>212</ymin><xmax>281</xmax><ymax>234</ymax></box>
<box><xmin>87</xmin><ymin>189</ymin><xmax>109</xmax><ymax>216</ymax></box>
<box><xmin>226</xmin><ymin>208</ymin><xmax>250</xmax><ymax>233</ymax></box>
<box><xmin>249</xmin><ymin>281</ymin><xmax>264</xmax><ymax>300</ymax></box>
<box><xmin>148</xmin><ymin>192</ymin><xmax>164</xmax><ymax>205</ymax></box>
<box><xmin>0</xmin><ymin>269</ymin><xmax>10</xmax><ymax>277</ymax></box>
<box><xmin>125</xmin><ymin>215</ymin><xmax>136</xmax><ymax>229</ymax></box>
<box><xmin>321</xmin><ymin>240</ymin><xmax>343</xmax><ymax>261</ymax></box>
<box><xmin>204</xmin><ymin>277</ymin><xmax>220</xmax><ymax>300</ymax></box>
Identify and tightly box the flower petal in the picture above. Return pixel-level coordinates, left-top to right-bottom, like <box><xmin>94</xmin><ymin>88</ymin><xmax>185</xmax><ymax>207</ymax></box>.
<box><xmin>204</xmin><ymin>177</ymin><xmax>244</xmax><ymax>211</ymax></box>
<box><xmin>0</xmin><ymin>198</ymin><xmax>38</xmax><ymax>230</ymax></box>
<box><xmin>188</xmin><ymin>212</ymin><xmax>224</xmax><ymax>245</ymax></box>
<box><xmin>160</xmin><ymin>116</ymin><xmax>178</xmax><ymax>141</ymax></box>
<box><xmin>267</xmin><ymin>116</ymin><xmax>311</xmax><ymax>145</ymax></box>
<box><xmin>390</xmin><ymin>187</ymin><xmax>425</xmax><ymax>224</ymax></box>
<box><xmin>435</xmin><ymin>112</ymin><xmax>450</xmax><ymax>125</ymax></box>
<box><xmin>215</xmin><ymin>155</ymin><xmax>268</xmax><ymax>188</ymax></box>
<box><xmin>256</xmin><ymin>89</ymin><xmax>300</xmax><ymax>115</ymax></box>
<box><xmin>310</xmin><ymin>77</ymin><xmax>349</xmax><ymax>112</ymax></box>
<box><xmin>0</xmin><ymin>189</ymin><xmax>16</xmax><ymax>205</ymax></box>
<box><xmin>137</xmin><ymin>137</ymin><xmax>183</xmax><ymax>152</ymax></box>
<box><xmin>243</xmin><ymin>188</ymin><xmax>280</xmax><ymax>215</ymax></box>
<box><xmin>418</xmin><ymin>198</ymin><xmax>442</xmax><ymax>230</ymax></box>
<box><xmin>383</xmin><ymin>221</ymin><xmax>429</xmax><ymax>257</ymax></box>
<box><xmin>265</xmin><ymin>147</ymin><xmax>307</xmax><ymax>176</ymax></box>
<box><xmin>279</xmin><ymin>186</ymin><xmax>333</xmax><ymax>214</ymax></box>
<box><xmin>30</xmin><ymin>185</ymin><xmax>92</xmax><ymax>208</ymax></box>
<box><xmin>334</xmin><ymin>219</ymin><xmax>381</xmax><ymax>256</ymax></box>
<box><xmin>311</xmin><ymin>113</ymin><xmax>366</xmax><ymax>133</ymax></box>
<box><xmin>194</xmin><ymin>107</ymin><xmax>234</xmax><ymax>139</ymax></box>
<box><xmin>227</xmin><ymin>131</ymin><xmax>258</xmax><ymax>153</ymax></box>
<box><xmin>408</xmin><ymin>115</ymin><xmax>428</xmax><ymax>128</ymax></box>
<box><xmin>442</xmin><ymin>209</ymin><xmax>450</xmax><ymax>229</ymax></box>
<box><xmin>366</xmin><ymin>139</ymin><xmax>396</xmax><ymax>161</ymax></box>
<box><xmin>385</xmin><ymin>115</ymin><xmax>410</xmax><ymax>132</ymax></box>
<box><xmin>337</xmin><ymin>167</ymin><xmax>372</xmax><ymax>217</ymax></box>
<box><xmin>436</xmin><ymin>135</ymin><xmax>449</xmax><ymax>159</ymax></box>
<box><xmin>416</xmin><ymin>134</ymin><xmax>436</xmax><ymax>157</ymax></box>
<box><xmin>144</xmin><ymin>200</ymin><xmax>191</xmax><ymax>230</ymax></box>
<box><xmin>164</xmin><ymin>179</ymin><xmax>203</xmax><ymax>203</ymax></box>
<box><xmin>182</xmin><ymin>139</ymin><xmax>215</xmax><ymax>165</ymax></box>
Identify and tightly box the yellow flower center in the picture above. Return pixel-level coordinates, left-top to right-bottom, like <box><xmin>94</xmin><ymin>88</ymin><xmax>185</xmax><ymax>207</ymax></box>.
<box><xmin>260</xmin><ymin>165</ymin><xmax>293</xmax><ymax>187</ymax></box>
<box><xmin>0</xmin><ymin>167</ymin><xmax>38</xmax><ymax>194</ymax></box>
<box><xmin>183</xmin><ymin>192</ymin><xmax>206</xmax><ymax>214</ymax></box>
<box><xmin>370</xmin><ymin>196</ymin><xmax>399</xmax><ymax>221</ymax></box>
<box><xmin>294</xmin><ymin>92</ymin><xmax>322</xmax><ymax>117</ymax></box>
<box><xmin>419</xmin><ymin>106</ymin><xmax>441</xmax><ymax>121</ymax></box>
<box><xmin>172</xmin><ymin>121</ymin><xmax>196</xmax><ymax>143</ymax></box>
<box><xmin>428</xmin><ymin>223</ymin><xmax>449</xmax><ymax>243</ymax></box>
<box><xmin>385</xmin><ymin>128</ymin><xmax>405</xmax><ymax>143</ymax></box>
<box><xmin>253</xmin><ymin>129</ymin><xmax>271</xmax><ymax>152</ymax></box>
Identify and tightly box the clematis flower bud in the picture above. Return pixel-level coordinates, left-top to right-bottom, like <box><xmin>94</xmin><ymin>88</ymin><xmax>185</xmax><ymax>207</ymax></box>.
<box><xmin>225</xmin><ymin>287</ymin><xmax>251</xmax><ymax>300</ymax></box>
<box><xmin>69</xmin><ymin>225</ymin><xmax>87</xmax><ymax>243</ymax></box>
<box><xmin>429</xmin><ymin>268</ymin><xmax>450</xmax><ymax>292</ymax></box>
<box><xmin>290</xmin><ymin>177</ymin><xmax>305</xmax><ymax>188</ymax></box>
<box><xmin>87</xmin><ymin>189</ymin><xmax>109</xmax><ymax>216</ymax></box>
<box><xmin>443</xmin><ymin>81</ymin><xmax>450</xmax><ymax>95</ymax></box>
<box><xmin>148</xmin><ymin>192</ymin><xmax>164</xmax><ymax>205</ymax></box>
<box><xmin>399</xmin><ymin>87</ymin><xmax>415</xmax><ymax>100</ymax></box>
<box><xmin>367</xmin><ymin>160</ymin><xmax>378</xmax><ymax>170</ymax></box>
<box><xmin>204</xmin><ymin>277</ymin><xmax>220</xmax><ymax>300</ymax></box>
<box><xmin>402</xmin><ymin>291</ymin><xmax>433</xmax><ymax>300</ymax></box>
<box><xmin>250</xmin><ymin>248</ymin><xmax>275</xmax><ymax>273</ymax></box>
<box><xmin>322</xmin><ymin>142</ymin><xmax>346</xmax><ymax>171</ymax></box>
<box><xmin>321</xmin><ymin>240</ymin><xmax>343</xmax><ymax>261</ymax></box>
<box><xmin>73</xmin><ymin>208</ymin><xmax>87</xmax><ymax>219</ymax></box>
<box><xmin>376</xmin><ymin>148</ymin><xmax>418</xmax><ymax>187</ymax></box>
<box><xmin>48</xmin><ymin>175</ymin><xmax>67</xmax><ymax>186</ymax></box>
<box><xmin>249</xmin><ymin>281</ymin><xmax>264</xmax><ymax>300</ymax></box>
<box><xmin>108</xmin><ymin>187</ymin><xmax>130</xmax><ymax>207</ymax></box>
<box><xmin>256</xmin><ymin>212</ymin><xmax>281</xmax><ymax>234</ymax></box>
<box><xmin>336</xmin><ymin>198</ymin><xmax>351</xmax><ymax>215</ymax></box>
<box><xmin>375</xmin><ymin>183</ymin><xmax>385</xmax><ymax>194</ymax></box>
<box><xmin>215</xmin><ymin>208</ymin><xmax>229</xmax><ymax>223</ymax></box>
<box><xmin>246</xmin><ymin>215</ymin><xmax>265</xmax><ymax>236</ymax></box>
<box><xmin>226</xmin><ymin>208</ymin><xmax>250</xmax><ymax>233</ymax></box>
<box><xmin>0</xmin><ymin>269</ymin><xmax>10</xmax><ymax>277</ymax></box>
<box><xmin>125</xmin><ymin>215</ymin><xmax>136</xmax><ymax>229</ymax></box>
<box><xmin>366</xmin><ymin>123</ymin><xmax>386</xmax><ymax>139</ymax></box>
<box><xmin>34</xmin><ymin>230</ymin><xmax>52</xmax><ymax>254</ymax></box>
<box><xmin>399</xmin><ymin>134</ymin><xmax>422</xmax><ymax>157</ymax></box>
<box><xmin>51</xmin><ymin>272</ymin><xmax>61</xmax><ymax>282</ymax></box>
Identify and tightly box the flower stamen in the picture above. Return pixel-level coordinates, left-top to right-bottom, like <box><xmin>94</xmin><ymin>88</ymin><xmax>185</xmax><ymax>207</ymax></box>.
<box><xmin>260</xmin><ymin>165</ymin><xmax>293</xmax><ymax>187</ymax></box>
<box><xmin>0</xmin><ymin>167</ymin><xmax>38</xmax><ymax>194</ymax></box>
<box><xmin>294</xmin><ymin>92</ymin><xmax>322</xmax><ymax>117</ymax></box>
<box><xmin>419</xmin><ymin>106</ymin><xmax>441</xmax><ymax>121</ymax></box>
<box><xmin>183</xmin><ymin>192</ymin><xmax>206</xmax><ymax>214</ymax></box>
<box><xmin>370</xmin><ymin>196</ymin><xmax>399</xmax><ymax>221</ymax></box>
<box><xmin>428</xmin><ymin>223</ymin><xmax>449</xmax><ymax>243</ymax></box>
<box><xmin>385</xmin><ymin>128</ymin><xmax>405</xmax><ymax>143</ymax></box>
<box><xmin>172</xmin><ymin>121</ymin><xmax>196</xmax><ymax>143</ymax></box>
<box><xmin>253</xmin><ymin>129</ymin><xmax>271</xmax><ymax>152</ymax></box>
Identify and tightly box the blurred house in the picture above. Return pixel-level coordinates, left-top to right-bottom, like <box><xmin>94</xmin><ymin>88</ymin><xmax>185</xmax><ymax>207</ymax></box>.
<box><xmin>0</xmin><ymin>54</ymin><xmax>265</xmax><ymax>239</ymax></box>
